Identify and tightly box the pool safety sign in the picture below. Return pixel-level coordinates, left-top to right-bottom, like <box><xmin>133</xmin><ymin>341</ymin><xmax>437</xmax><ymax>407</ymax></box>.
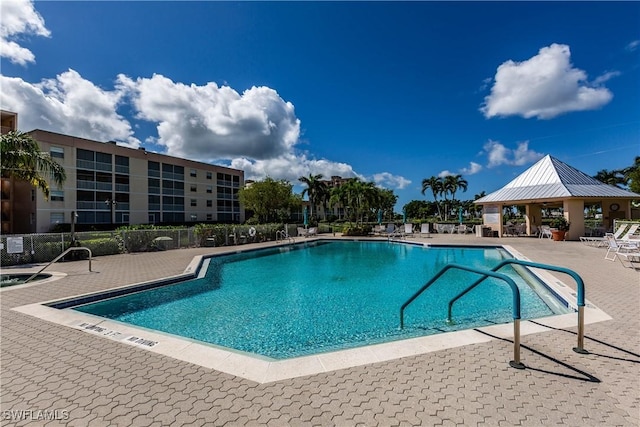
<box><xmin>6</xmin><ymin>237</ymin><xmax>24</xmax><ymax>254</ymax></box>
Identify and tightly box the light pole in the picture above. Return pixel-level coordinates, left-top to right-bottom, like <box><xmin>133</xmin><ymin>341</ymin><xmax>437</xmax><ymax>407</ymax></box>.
<box><xmin>105</xmin><ymin>199</ymin><xmax>116</xmax><ymax>229</ymax></box>
<box><xmin>70</xmin><ymin>210</ymin><xmax>78</xmax><ymax>244</ymax></box>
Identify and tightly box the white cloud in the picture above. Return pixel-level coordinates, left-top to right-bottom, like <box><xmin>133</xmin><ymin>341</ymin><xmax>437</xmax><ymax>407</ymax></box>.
<box><xmin>481</xmin><ymin>43</ymin><xmax>613</xmax><ymax>119</ymax></box>
<box><xmin>230</xmin><ymin>153</ymin><xmax>359</xmax><ymax>184</ymax></box>
<box><xmin>118</xmin><ymin>74</ymin><xmax>301</xmax><ymax>161</ymax></box>
<box><xmin>0</xmin><ymin>0</ymin><xmax>50</xmax><ymax>65</ymax></box>
<box><xmin>460</xmin><ymin>161</ymin><xmax>483</xmax><ymax>175</ymax></box>
<box><xmin>483</xmin><ymin>140</ymin><xmax>543</xmax><ymax>168</ymax></box>
<box><xmin>372</xmin><ymin>172</ymin><xmax>411</xmax><ymax>190</ymax></box>
<box><xmin>626</xmin><ymin>40</ymin><xmax>640</xmax><ymax>52</ymax></box>
<box><xmin>0</xmin><ymin>70</ymin><xmax>139</xmax><ymax>146</ymax></box>
<box><xmin>4</xmin><ymin>67</ymin><xmax>405</xmax><ymax>190</ymax></box>
<box><xmin>438</xmin><ymin>161</ymin><xmax>482</xmax><ymax>178</ymax></box>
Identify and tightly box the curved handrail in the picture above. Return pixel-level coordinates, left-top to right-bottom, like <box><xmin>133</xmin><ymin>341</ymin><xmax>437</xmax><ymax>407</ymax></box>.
<box><xmin>446</xmin><ymin>259</ymin><xmax>587</xmax><ymax>354</ymax></box>
<box><xmin>275</xmin><ymin>230</ymin><xmax>294</xmax><ymax>244</ymax></box>
<box><xmin>24</xmin><ymin>246</ymin><xmax>92</xmax><ymax>284</ymax></box>
<box><xmin>400</xmin><ymin>263</ymin><xmax>524</xmax><ymax>368</ymax></box>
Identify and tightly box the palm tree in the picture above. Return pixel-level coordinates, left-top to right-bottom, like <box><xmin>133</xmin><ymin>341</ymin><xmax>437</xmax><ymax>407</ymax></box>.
<box><xmin>473</xmin><ymin>191</ymin><xmax>486</xmax><ymax>218</ymax></box>
<box><xmin>299</xmin><ymin>173</ymin><xmax>327</xmax><ymax>220</ymax></box>
<box><xmin>445</xmin><ymin>174</ymin><xmax>468</xmax><ymax>201</ymax></box>
<box><xmin>594</xmin><ymin>169</ymin><xmax>625</xmax><ymax>188</ymax></box>
<box><xmin>1</xmin><ymin>130</ymin><xmax>66</xmax><ymax>199</ymax></box>
<box><xmin>442</xmin><ymin>174</ymin><xmax>468</xmax><ymax>220</ymax></box>
<box><xmin>421</xmin><ymin>176</ymin><xmax>444</xmax><ymax>220</ymax></box>
<box><xmin>622</xmin><ymin>156</ymin><xmax>640</xmax><ymax>194</ymax></box>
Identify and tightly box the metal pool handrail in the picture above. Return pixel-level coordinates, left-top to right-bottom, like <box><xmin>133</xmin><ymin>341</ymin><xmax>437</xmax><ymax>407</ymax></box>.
<box><xmin>24</xmin><ymin>247</ymin><xmax>92</xmax><ymax>284</ymax></box>
<box><xmin>446</xmin><ymin>259</ymin><xmax>587</xmax><ymax>354</ymax></box>
<box><xmin>399</xmin><ymin>263</ymin><xmax>525</xmax><ymax>369</ymax></box>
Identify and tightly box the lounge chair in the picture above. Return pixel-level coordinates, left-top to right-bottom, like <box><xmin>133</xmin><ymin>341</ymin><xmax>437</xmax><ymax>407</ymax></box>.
<box><xmin>297</xmin><ymin>227</ymin><xmax>309</xmax><ymax>237</ymax></box>
<box><xmin>457</xmin><ymin>224</ymin><xmax>471</xmax><ymax>234</ymax></box>
<box><xmin>604</xmin><ymin>233</ymin><xmax>640</xmax><ymax>263</ymax></box>
<box><xmin>387</xmin><ymin>224</ymin><xmax>405</xmax><ymax>239</ymax></box>
<box><xmin>619</xmin><ymin>224</ymin><xmax>639</xmax><ymax>242</ymax></box>
<box><xmin>419</xmin><ymin>223</ymin><xmax>431</xmax><ymax>238</ymax></box>
<box><xmin>581</xmin><ymin>224</ymin><xmax>629</xmax><ymax>247</ymax></box>
<box><xmin>538</xmin><ymin>225</ymin><xmax>552</xmax><ymax>239</ymax></box>
<box><xmin>307</xmin><ymin>227</ymin><xmax>318</xmax><ymax>237</ymax></box>
<box><xmin>404</xmin><ymin>223</ymin><xmax>416</xmax><ymax>237</ymax></box>
<box><xmin>381</xmin><ymin>223</ymin><xmax>396</xmax><ymax>236</ymax></box>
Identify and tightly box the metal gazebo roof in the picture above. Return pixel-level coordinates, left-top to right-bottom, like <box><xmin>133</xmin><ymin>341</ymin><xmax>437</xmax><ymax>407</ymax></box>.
<box><xmin>475</xmin><ymin>155</ymin><xmax>639</xmax><ymax>204</ymax></box>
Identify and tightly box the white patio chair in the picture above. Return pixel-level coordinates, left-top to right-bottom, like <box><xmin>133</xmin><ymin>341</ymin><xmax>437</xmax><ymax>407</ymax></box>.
<box><xmin>538</xmin><ymin>225</ymin><xmax>552</xmax><ymax>239</ymax></box>
<box><xmin>404</xmin><ymin>223</ymin><xmax>416</xmax><ymax>237</ymax></box>
<box><xmin>604</xmin><ymin>233</ymin><xmax>640</xmax><ymax>266</ymax></box>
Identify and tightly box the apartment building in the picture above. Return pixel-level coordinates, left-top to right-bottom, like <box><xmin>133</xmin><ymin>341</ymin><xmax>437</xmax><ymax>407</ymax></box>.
<box><xmin>1</xmin><ymin>112</ymin><xmax>245</xmax><ymax>234</ymax></box>
<box><xmin>1</xmin><ymin>111</ymin><xmax>36</xmax><ymax>234</ymax></box>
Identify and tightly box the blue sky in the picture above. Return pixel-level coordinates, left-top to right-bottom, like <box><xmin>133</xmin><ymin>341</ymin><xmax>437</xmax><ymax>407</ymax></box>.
<box><xmin>1</xmin><ymin>1</ymin><xmax>639</xmax><ymax>210</ymax></box>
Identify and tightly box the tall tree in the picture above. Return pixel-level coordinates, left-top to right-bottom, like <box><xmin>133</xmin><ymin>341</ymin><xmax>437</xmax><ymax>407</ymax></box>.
<box><xmin>1</xmin><ymin>130</ymin><xmax>66</xmax><ymax>199</ymax></box>
<box><xmin>622</xmin><ymin>156</ymin><xmax>640</xmax><ymax>194</ymax></box>
<box><xmin>444</xmin><ymin>174</ymin><xmax>468</xmax><ymax>201</ymax></box>
<box><xmin>442</xmin><ymin>174</ymin><xmax>468</xmax><ymax>220</ymax></box>
<box><xmin>594</xmin><ymin>169</ymin><xmax>625</xmax><ymax>188</ymax></box>
<box><xmin>238</xmin><ymin>177</ymin><xmax>300</xmax><ymax>223</ymax></box>
<box><xmin>421</xmin><ymin>176</ymin><xmax>444</xmax><ymax>220</ymax></box>
<box><xmin>298</xmin><ymin>173</ymin><xmax>328</xmax><ymax>220</ymax></box>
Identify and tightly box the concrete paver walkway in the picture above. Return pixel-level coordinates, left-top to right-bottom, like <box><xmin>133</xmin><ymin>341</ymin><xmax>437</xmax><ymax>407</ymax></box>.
<box><xmin>1</xmin><ymin>235</ymin><xmax>638</xmax><ymax>426</ymax></box>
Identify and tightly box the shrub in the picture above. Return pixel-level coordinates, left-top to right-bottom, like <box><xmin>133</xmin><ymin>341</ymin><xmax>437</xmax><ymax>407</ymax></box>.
<box><xmin>342</xmin><ymin>225</ymin><xmax>371</xmax><ymax>236</ymax></box>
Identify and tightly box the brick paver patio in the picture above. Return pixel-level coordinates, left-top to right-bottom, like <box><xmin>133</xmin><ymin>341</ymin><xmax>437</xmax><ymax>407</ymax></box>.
<box><xmin>1</xmin><ymin>234</ymin><xmax>638</xmax><ymax>426</ymax></box>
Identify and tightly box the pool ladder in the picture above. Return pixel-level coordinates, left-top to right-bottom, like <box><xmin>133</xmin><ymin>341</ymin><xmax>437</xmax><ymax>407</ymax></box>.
<box><xmin>399</xmin><ymin>259</ymin><xmax>587</xmax><ymax>369</ymax></box>
<box><xmin>275</xmin><ymin>229</ymin><xmax>294</xmax><ymax>244</ymax></box>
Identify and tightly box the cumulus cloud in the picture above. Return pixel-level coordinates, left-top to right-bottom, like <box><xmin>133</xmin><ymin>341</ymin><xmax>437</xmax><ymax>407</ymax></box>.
<box><xmin>372</xmin><ymin>172</ymin><xmax>411</xmax><ymax>190</ymax></box>
<box><xmin>230</xmin><ymin>153</ymin><xmax>359</xmax><ymax>184</ymax></box>
<box><xmin>460</xmin><ymin>161</ymin><xmax>483</xmax><ymax>175</ymax></box>
<box><xmin>481</xmin><ymin>43</ymin><xmax>613</xmax><ymax>119</ymax></box>
<box><xmin>483</xmin><ymin>140</ymin><xmax>543</xmax><ymax>168</ymax></box>
<box><xmin>0</xmin><ymin>0</ymin><xmax>50</xmax><ymax>65</ymax></box>
<box><xmin>118</xmin><ymin>74</ymin><xmax>301</xmax><ymax>161</ymax></box>
<box><xmin>0</xmin><ymin>70</ymin><xmax>139</xmax><ymax>146</ymax></box>
<box><xmin>3</xmin><ymin>67</ymin><xmax>409</xmax><ymax>191</ymax></box>
<box><xmin>438</xmin><ymin>161</ymin><xmax>482</xmax><ymax>178</ymax></box>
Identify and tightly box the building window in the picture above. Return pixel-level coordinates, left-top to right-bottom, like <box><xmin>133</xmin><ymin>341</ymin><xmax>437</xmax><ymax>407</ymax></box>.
<box><xmin>50</xmin><ymin>212</ymin><xmax>64</xmax><ymax>225</ymax></box>
<box><xmin>190</xmin><ymin>199</ymin><xmax>197</xmax><ymax>207</ymax></box>
<box><xmin>148</xmin><ymin>161</ymin><xmax>160</xmax><ymax>177</ymax></box>
<box><xmin>206</xmin><ymin>200</ymin><xmax>212</xmax><ymax>207</ymax></box>
<box><xmin>50</xmin><ymin>190</ymin><xmax>64</xmax><ymax>202</ymax></box>
<box><xmin>190</xmin><ymin>169</ymin><xmax>197</xmax><ymax>177</ymax></box>
<box><xmin>190</xmin><ymin>214</ymin><xmax>197</xmax><ymax>221</ymax></box>
<box><xmin>190</xmin><ymin>184</ymin><xmax>197</xmax><ymax>192</ymax></box>
<box><xmin>206</xmin><ymin>213</ymin><xmax>212</xmax><ymax>221</ymax></box>
<box><xmin>206</xmin><ymin>185</ymin><xmax>212</xmax><ymax>194</ymax></box>
<box><xmin>50</xmin><ymin>146</ymin><xmax>64</xmax><ymax>159</ymax></box>
<box><xmin>206</xmin><ymin>171</ymin><xmax>212</xmax><ymax>180</ymax></box>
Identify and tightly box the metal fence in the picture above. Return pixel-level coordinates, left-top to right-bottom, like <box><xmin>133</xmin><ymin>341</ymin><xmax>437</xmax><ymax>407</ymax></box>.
<box><xmin>0</xmin><ymin>229</ymin><xmax>198</xmax><ymax>267</ymax></box>
<box><xmin>0</xmin><ymin>224</ymin><xmax>310</xmax><ymax>267</ymax></box>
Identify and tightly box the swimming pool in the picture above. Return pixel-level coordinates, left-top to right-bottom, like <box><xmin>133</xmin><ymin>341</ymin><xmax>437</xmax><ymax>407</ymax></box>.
<box><xmin>70</xmin><ymin>241</ymin><xmax>571</xmax><ymax>359</ymax></box>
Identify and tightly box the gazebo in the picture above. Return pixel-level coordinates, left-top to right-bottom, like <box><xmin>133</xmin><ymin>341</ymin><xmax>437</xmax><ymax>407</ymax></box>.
<box><xmin>474</xmin><ymin>155</ymin><xmax>639</xmax><ymax>240</ymax></box>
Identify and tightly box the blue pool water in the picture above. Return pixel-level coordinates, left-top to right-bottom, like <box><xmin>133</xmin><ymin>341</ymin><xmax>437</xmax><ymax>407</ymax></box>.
<box><xmin>74</xmin><ymin>241</ymin><xmax>571</xmax><ymax>359</ymax></box>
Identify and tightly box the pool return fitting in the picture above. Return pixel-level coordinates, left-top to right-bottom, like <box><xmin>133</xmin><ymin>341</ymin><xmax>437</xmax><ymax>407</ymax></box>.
<box><xmin>400</xmin><ymin>260</ymin><xmax>587</xmax><ymax>369</ymax></box>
